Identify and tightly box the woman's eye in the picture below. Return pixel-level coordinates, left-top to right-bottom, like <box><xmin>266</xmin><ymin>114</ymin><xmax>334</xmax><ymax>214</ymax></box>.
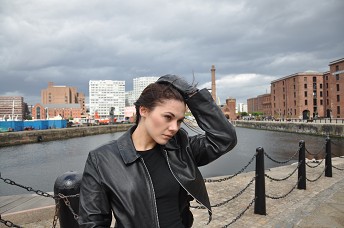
<box><xmin>165</xmin><ymin>115</ymin><xmax>172</xmax><ymax>121</ymax></box>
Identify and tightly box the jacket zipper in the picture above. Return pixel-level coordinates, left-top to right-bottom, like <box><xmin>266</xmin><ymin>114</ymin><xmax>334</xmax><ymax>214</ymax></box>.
<box><xmin>140</xmin><ymin>157</ymin><xmax>160</xmax><ymax>228</ymax></box>
<box><xmin>163</xmin><ymin>150</ymin><xmax>212</xmax><ymax>215</ymax></box>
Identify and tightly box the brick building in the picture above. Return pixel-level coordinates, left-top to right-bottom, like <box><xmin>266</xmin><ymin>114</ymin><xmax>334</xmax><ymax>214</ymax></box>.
<box><xmin>32</xmin><ymin>104</ymin><xmax>83</xmax><ymax>120</ymax></box>
<box><xmin>32</xmin><ymin>82</ymin><xmax>85</xmax><ymax>120</ymax></box>
<box><xmin>0</xmin><ymin>96</ymin><xmax>25</xmax><ymax>120</ymax></box>
<box><xmin>221</xmin><ymin>98</ymin><xmax>237</xmax><ymax>120</ymax></box>
<box><xmin>247</xmin><ymin>94</ymin><xmax>272</xmax><ymax>116</ymax></box>
<box><xmin>41</xmin><ymin>82</ymin><xmax>85</xmax><ymax>113</ymax></box>
<box><xmin>247</xmin><ymin>97</ymin><xmax>258</xmax><ymax>113</ymax></box>
<box><xmin>325</xmin><ymin>58</ymin><xmax>344</xmax><ymax>118</ymax></box>
<box><xmin>271</xmin><ymin>72</ymin><xmax>325</xmax><ymax>119</ymax></box>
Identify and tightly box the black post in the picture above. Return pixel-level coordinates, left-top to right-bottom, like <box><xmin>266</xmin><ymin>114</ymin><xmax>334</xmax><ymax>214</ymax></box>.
<box><xmin>325</xmin><ymin>136</ymin><xmax>333</xmax><ymax>177</ymax></box>
<box><xmin>254</xmin><ymin>147</ymin><xmax>266</xmax><ymax>215</ymax></box>
<box><xmin>297</xmin><ymin>140</ymin><xmax>306</xmax><ymax>190</ymax></box>
<box><xmin>54</xmin><ymin>171</ymin><xmax>82</xmax><ymax>228</ymax></box>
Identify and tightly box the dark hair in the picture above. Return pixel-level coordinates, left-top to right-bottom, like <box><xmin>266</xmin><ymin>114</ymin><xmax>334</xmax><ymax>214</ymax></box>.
<box><xmin>134</xmin><ymin>83</ymin><xmax>185</xmax><ymax>125</ymax></box>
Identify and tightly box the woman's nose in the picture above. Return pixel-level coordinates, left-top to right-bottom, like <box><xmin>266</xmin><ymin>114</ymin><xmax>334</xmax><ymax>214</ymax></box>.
<box><xmin>169</xmin><ymin>121</ymin><xmax>179</xmax><ymax>132</ymax></box>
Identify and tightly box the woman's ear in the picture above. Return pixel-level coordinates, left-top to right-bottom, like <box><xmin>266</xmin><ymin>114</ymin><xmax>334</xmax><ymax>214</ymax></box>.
<box><xmin>139</xmin><ymin>106</ymin><xmax>149</xmax><ymax>118</ymax></box>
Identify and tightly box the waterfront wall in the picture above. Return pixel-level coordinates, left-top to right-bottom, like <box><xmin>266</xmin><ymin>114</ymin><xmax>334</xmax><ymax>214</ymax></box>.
<box><xmin>0</xmin><ymin>124</ymin><xmax>133</xmax><ymax>147</ymax></box>
<box><xmin>234</xmin><ymin>120</ymin><xmax>344</xmax><ymax>137</ymax></box>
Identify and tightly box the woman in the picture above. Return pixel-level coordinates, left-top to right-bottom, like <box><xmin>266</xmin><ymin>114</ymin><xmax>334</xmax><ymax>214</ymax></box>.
<box><xmin>78</xmin><ymin>75</ymin><xmax>237</xmax><ymax>227</ymax></box>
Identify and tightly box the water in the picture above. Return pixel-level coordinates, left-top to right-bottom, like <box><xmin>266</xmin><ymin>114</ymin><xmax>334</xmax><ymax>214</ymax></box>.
<box><xmin>1</xmin><ymin>127</ymin><xmax>343</xmax><ymax>196</ymax></box>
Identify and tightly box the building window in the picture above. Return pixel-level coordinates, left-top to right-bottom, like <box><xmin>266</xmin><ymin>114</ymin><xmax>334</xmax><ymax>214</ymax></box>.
<box><xmin>294</xmin><ymin>109</ymin><xmax>296</xmax><ymax>115</ymax></box>
<box><xmin>326</xmin><ymin>83</ymin><xmax>328</xmax><ymax>88</ymax></box>
<box><xmin>337</xmin><ymin>95</ymin><xmax>340</xmax><ymax>102</ymax></box>
<box><xmin>305</xmin><ymin>100</ymin><xmax>308</xmax><ymax>105</ymax></box>
<box><xmin>304</xmin><ymin>84</ymin><xmax>307</xmax><ymax>89</ymax></box>
<box><xmin>327</xmin><ymin>99</ymin><xmax>329</xmax><ymax>105</ymax></box>
<box><xmin>336</xmin><ymin>74</ymin><xmax>340</xmax><ymax>80</ymax></box>
<box><xmin>327</xmin><ymin>91</ymin><xmax>329</xmax><ymax>96</ymax></box>
<box><xmin>336</xmin><ymin>65</ymin><xmax>339</xmax><ymax>71</ymax></box>
<box><xmin>320</xmin><ymin>84</ymin><xmax>323</xmax><ymax>89</ymax></box>
<box><xmin>337</xmin><ymin>84</ymin><xmax>340</xmax><ymax>91</ymax></box>
<box><xmin>320</xmin><ymin>91</ymin><xmax>323</xmax><ymax>97</ymax></box>
<box><xmin>283</xmin><ymin>94</ymin><xmax>285</xmax><ymax>99</ymax></box>
<box><xmin>283</xmin><ymin>81</ymin><xmax>285</xmax><ymax>85</ymax></box>
<box><xmin>313</xmin><ymin>77</ymin><xmax>316</xmax><ymax>82</ymax></box>
<box><xmin>337</xmin><ymin>106</ymin><xmax>340</xmax><ymax>114</ymax></box>
<box><xmin>320</xmin><ymin>100</ymin><xmax>323</xmax><ymax>105</ymax></box>
<box><xmin>304</xmin><ymin>77</ymin><xmax>307</xmax><ymax>82</ymax></box>
<box><xmin>294</xmin><ymin>92</ymin><xmax>296</xmax><ymax>98</ymax></box>
<box><xmin>304</xmin><ymin>91</ymin><xmax>307</xmax><ymax>97</ymax></box>
<box><xmin>294</xmin><ymin>85</ymin><xmax>296</xmax><ymax>90</ymax></box>
<box><xmin>326</xmin><ymin>75</ymin><xmax>328</xmax><ymax>80</ymax></box>
<box><xmin>294</xmin><ymin>100</ymin><xmax>296</xmax><ymax>106</ymax></box>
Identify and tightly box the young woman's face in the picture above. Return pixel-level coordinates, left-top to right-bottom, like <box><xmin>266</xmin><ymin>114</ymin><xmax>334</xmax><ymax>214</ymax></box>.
<box><xmin>141</xmin><ymin>99</ymin><xmax>186</xmax><ymax>145</ymax></box>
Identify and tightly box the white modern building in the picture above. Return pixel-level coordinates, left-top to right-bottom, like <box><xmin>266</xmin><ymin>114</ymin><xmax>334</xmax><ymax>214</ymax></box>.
<box><xmin>125</xmin><ymin>90</ymin><xmax>135</xmax><ymax>107</ymax></box>
<box><xmin>89</xmin><ymin>80</ymin><xmax>125</xmax><ymax>118</ymax></box>
<box><xmin>133</xmin><ymin>76</ymin><xmax>159</xmax><ymax>102</ymax></box>
<box><xmin>237</xmin><ymin>103</ymin><xmax>248</xmax><ymax>113</ymax></box>
<box><xmin>125</xmin><ymin>76</ymin><xmax>159</xmax><ymax>106</ymax></box>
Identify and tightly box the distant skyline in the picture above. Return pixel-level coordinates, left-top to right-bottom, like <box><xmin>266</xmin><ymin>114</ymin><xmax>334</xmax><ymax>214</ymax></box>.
<box><xmin>1</xmin><ymin>0</ymin><xmax>343</xmax><ymax>105</ymax></box>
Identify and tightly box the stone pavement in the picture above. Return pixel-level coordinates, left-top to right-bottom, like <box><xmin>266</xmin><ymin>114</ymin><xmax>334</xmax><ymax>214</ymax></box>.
<box><xmin>1</xmin><ymin>157</ymin><xmax>343</xmax><ymax>228</ymax></box>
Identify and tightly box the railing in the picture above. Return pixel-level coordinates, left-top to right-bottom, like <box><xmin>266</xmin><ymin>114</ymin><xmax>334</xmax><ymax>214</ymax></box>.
<box><xmin>234</xmin><ymin>118</ymin><xmax>344</xmax><ymax>124</ymax></box>
<box><xmin>1</xmin><ymin>122</ymin><xmax>344</xmax><ymax>227</ymax></box>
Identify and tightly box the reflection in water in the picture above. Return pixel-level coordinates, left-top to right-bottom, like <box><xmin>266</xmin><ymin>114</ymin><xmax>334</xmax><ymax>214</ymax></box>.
<box><xmin>0</xmin><ymin>127</ymin><xmax>343</xmax><ymax>196</ymax></box>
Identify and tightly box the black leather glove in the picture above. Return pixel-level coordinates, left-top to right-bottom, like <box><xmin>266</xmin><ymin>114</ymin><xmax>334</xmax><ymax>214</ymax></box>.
<box><xmin>156</xmin><ymin>74</ymin><xmax>199</xmax><ymax>99</ymax></box>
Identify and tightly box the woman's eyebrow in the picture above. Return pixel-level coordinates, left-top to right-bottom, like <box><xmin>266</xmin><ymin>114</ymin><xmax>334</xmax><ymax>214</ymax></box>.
<box><xmin>165</xmin><ymin>112</ymin><xmax>185</xmax><ymax>121</ymax></box>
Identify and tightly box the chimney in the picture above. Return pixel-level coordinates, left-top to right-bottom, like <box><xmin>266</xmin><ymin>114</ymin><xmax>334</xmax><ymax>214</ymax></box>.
<box><xmin>211</xmin><ymin>65</ymin><xmax>216</xmax><ymax>101</ymax></box>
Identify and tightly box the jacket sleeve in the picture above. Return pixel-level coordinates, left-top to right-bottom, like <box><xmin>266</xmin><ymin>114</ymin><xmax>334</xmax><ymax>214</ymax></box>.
<box><xmin>186</xmin><ymin>88</ymin><xmax>237</xmax><ymax>166</ymax></box>
<box><xmin>78</xmin><ymin>152</ymin><xmax>112</xmax><ymax>227</ymax></box>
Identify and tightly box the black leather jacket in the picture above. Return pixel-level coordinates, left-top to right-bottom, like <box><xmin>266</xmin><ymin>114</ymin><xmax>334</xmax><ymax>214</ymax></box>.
<box><xmin>78</xmin><ymin>88</ymin><xmax>237</xmax><ymax>227</ymax></box>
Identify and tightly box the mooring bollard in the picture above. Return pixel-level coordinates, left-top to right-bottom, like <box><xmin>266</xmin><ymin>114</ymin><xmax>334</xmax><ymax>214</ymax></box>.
<box><xmin>298</xmin><ymin>140</ymin><xmax>306</xmax><ymax>190</ymax></box>
<box><xmin>54</xmin><ymin>171</ymin><xmax>82</xmax><ymax>228</ymax></box>
<box><xmin>254</xmin><ymin>147</ymin><xmax>266</xmax><ymax>215</ymax></box>
<box><xmin>325</xmin><ymin>136</ymin><xmax>332</xmax><ymax>177</ymax></box>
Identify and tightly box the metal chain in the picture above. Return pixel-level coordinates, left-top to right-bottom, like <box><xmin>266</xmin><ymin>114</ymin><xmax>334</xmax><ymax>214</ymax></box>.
<box><xmin>211</xmin><ymin>176</ymin><xmax>255</xmax><ymax>208</ymax></box>
<box><xmin>305</xmin><ymin>143</ymin><xmax>325</xmax><ymax>156</ymax></box>
<box><xmin>264</xmin><ymin>147</ymin><xmax>300</xmax><ymax>164</ymax></box>
<box><xmin>52</xmin><ymin>201</ymin><xmax>60</xmax><ymax>228</ymax></box>
<box><xmin>266</xmin><ymin>177</ymin><xmax>301</xmax><ymax>199</ymax></box>
<box><xmin>306</xmin><ymin>166</ymin><xmax>327</xmax><ymax>182</ymax></box>
<box><xmin>265</xmin><ymin>162</ymin><xmax>300</xmax><ymax>181</ymax></box>
<box><xmin>204</xmin><ymin>153</ymin><xmax>257</xmax><ymax>183</ymax></box>
<box><xmin>0</xmin><ymin>173</ymin><xmax>54</xmax><ymax>199</ymax></box>
<box><xmin>221</xmin><ymin>197</ymin><xmax>256</xmax><ymax>228</ymax></box>
<box><xmin>191</xmin><ymin>176</ymin><xmax>256</xmax><ymax>209</ymax></box>
<box><xmin>58</xmin><ymin>193</ymin><xmax>79</xmax><ymax>220</ymax></box>
<box><xmin>0</xmin><ymin>215</ymin><xmax>23</xmax><ymax>228</ymax></box>
<box><xmin>306</xmin><ymin>158</ymin><xmax>324</xmax><ymax>168</ymax></box>
<box><xmin>332</xmin><ymin>165</ymin><xmax>344</xmax><ymax>171</ymax></box>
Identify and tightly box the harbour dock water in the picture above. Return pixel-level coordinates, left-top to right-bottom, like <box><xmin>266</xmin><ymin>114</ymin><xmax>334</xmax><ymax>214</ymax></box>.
<box><xmin>1</xmin><ymin>157</ymin><xmax>343</xmax><ymax>228</ymax></box>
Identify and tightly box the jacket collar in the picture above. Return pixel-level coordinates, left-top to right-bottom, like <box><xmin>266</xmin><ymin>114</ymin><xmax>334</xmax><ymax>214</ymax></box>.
<box><xmin>117</xmin><ymin>126</ymin><xmax>141</xmax><ymax>164</ymax></box>
<box><xmin>117</xmin><ymin>126</ymin><xmax>181</xmax><ymax>164</ymax></box>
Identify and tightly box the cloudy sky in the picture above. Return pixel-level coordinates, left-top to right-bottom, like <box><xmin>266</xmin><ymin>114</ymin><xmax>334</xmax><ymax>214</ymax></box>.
<box><xmin>1</xmin><ymin>0</ymin><xmax>343</xmax><ymax>105</ymax></box>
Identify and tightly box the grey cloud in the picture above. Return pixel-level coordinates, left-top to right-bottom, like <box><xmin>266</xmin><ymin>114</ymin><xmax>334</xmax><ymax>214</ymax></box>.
<box><xmin>0</xmin><ymin>0</ymin><xmax>343</xmax><ymax>106</ymax></box>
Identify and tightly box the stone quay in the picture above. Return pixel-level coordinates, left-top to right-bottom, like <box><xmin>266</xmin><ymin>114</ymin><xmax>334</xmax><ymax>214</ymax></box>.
<box><xmin>0</xmin><ymin>124</ymin><xmax>133</xmax><ymax>147</ymax></box>
<box><xmin>1</xmin><ymin>157</ymin><xmax>343</xmax><ymax>227</ymax></box>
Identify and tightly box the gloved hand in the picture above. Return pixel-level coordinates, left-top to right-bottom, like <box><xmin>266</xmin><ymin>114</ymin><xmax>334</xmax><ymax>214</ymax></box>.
<box><xmin>156</xmin><ymin>74</ymin><xmax>199</xmax><ymax>99</ymax></box>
